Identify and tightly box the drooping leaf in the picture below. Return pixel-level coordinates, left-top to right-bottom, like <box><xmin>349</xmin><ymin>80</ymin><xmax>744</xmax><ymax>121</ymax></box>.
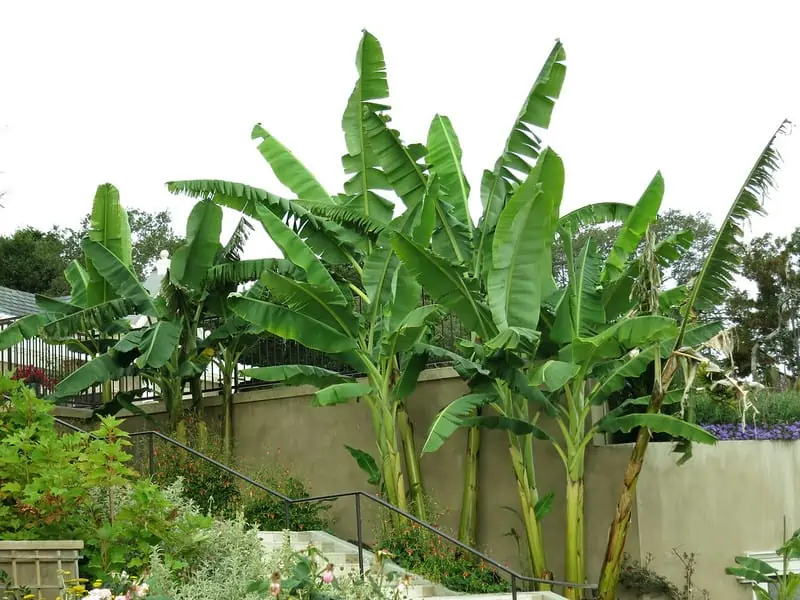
<box><xmin>135</xmin><ymin>320</ymin><xmax>182</xmax><ymax>369</ymax></box>
<box><xmin>243</xmin><ymin>365</ymin><xmax>355</xmax><ymax>389</ymax></box>
<box><xmin>253</xmin><ymin>203</ymin><xmax>345</xmax><ymax>302</ymax></box>
<box><xmin>207</xmin><ymin>258</ymin><xmax>300</xmax><ymax>287</ymax></box>
<box><xmin>0</xmin><ymin>314</ymin><xmax>54</xmax><ymax>350</ymax></box>
<box><xmin>422</xmin><ymin>393</ymin><xmax>496</xmax><ymax>454</ymax></box>
<box><xmin>93</xmin><ymin>388</ymin><xmax>151</xmax><ymax>420</ymax></box>
<box><xmin>394</xmin><ymin>351</ymin><xmax>429</xmax><ymax>401</ymax></box>
<box><xmin>392</xmin><ymin>233</ymin><xmax>494</xmax><ymax>339</ymax></box>
<box><xmin>598</xmin><ymin>413</ymin><xmax>716</xmax><ymax>445</ymax></box>
<box><xmin>34</xmin><ymin>295</ymin><xmax>80</xmax><ymax>315</ymax></box>
<box><xmin>170</xmin><ymin>200</ymin><xmax>223</xmax><ymax>294</ymax></box>
<box><xmin>558</xmin><ymin>202</ymin><xmax>634</xmax><ymax>233</ymax></box>
<box><xmin>601</xmin><ymin>172</ymin><xmax>664</xmax><ymax>283</ymax></box>
<box><xmin>493</xmin><ymin>40</ymin><xmax>567</xmax><ymax>186</ymax></box>
<box><xmin>313</xmin><ymin>382</ymin><xmax>373</xmax><ymax>406</ymax></box>
<box><xmin>65</xmin><ymin>260</ymin><xmax>90</xmax><ymax>308</ymax></box>
<box><xmin>54</xmin><ymin>353</ymin><xmax>132</xmax><ymax>398</ymax></box>
<box><xmin>219</xmin><ymin>216</ymin><xmax>254</xmax><ymax>263</ymax></box>
<box><xmin>461</xmin><ymin>415</ymin><xmax>554</xmax><ymax>441</ymax></box>
<box><xmin>344</xmin><ymin>445</ymin><xmax>382</xmax><ymax>486</ymax></box>
<box><xmin>229</xmin><ymin>296</ymin><xmax>357</xmax><ymax>354</ymax></box>
<box><xmin>85</xmin><ymin>183</ymin><xmax>133</xmax><ymax>307</ymax></box>
<box><xmin>677</xmin><ymin>120</ymin><xmax>789</xmax><ymax>344</ymax></box>
<box><xmin>259</xmin><ymin>270</ymin><xmax>357</xmax><ymax>336</ymax></box>
<box><xmin>484</xmin><ymin>327</ymin><xmax>540</xmax><ymax>354</ymax></box>
<box><xmin>81</xmin><ymin>239</ymin><xmax>156</xmax><ymax>317</ymax></box>
<box><xmin>294</xmin><ymin>199</ymin><xmax>387</xmax><ymax>235</ymax></box>
<box><xmin>488</xmin><ymin>148</ymin><xmax>564</xmax><ymax>330</ymax></box>
<box><xmin>167</xmin><ymin>179</ymin><xmax>357</xmax><ymax>263</ymax></box>
<box><xmin>42</xmin><ymin>299</ymin><xmax>138</xmax><ymax>339</ymax></box>
<box><xmin>251</xmin><ymin>124</ymin><xmax>332</xmax><ymax>203</ymax></box>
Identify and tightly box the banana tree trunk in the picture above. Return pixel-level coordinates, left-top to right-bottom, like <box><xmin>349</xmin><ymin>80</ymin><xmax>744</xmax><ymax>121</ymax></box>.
<box><xmin>162</xmin><ymin>379</ymin><xmax>184</xmax><ymax>430</ymax></box>
<box><xmin>397</xmin><ymin>404</ymin><xmax>427</xmax><ymax>520</ymax></box>
<box><xmin>597</xmin><ymin>357</ymin><xmax>678</xmax><ymax>599</ymax></box>
<box><xmin>458</xmin><ymin>422</ymin><xmax>481</xmax><ymax>545</ymax></box>
<box><xmin>508</xmin><ymin>440</ymin><xmax>549</xmax><ymax>588</ymax></box>
<box><xmin>222</xmin><ymin>367</ymin><xmax>234</xmax><ymax>461</ymax></box>
<box><xmin>564</xmin><ymin>474</ymin><xmax>585</xmax><ymax>599</ymax></box>
<box><xmin>376</xmin><ymin>401</ymin><xmax>407</xmax><ymax>514</ymax></box>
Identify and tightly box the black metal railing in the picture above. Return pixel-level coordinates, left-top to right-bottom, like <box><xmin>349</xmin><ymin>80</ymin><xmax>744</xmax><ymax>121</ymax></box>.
<box><xmin>54</xmin><ymin>417</ymin><xmax>595</xmax><ymax>598</ymax></box>
<box><xmin>1</xmin><ymin>301</ymin><xmax>469</xmax><ymax>409</ymax></box>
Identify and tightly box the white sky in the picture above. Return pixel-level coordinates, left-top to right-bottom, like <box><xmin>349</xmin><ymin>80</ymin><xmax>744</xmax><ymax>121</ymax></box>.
<box><xmin>1</xmin><ymin>0</ymin><xmax>799</xmax><ymax>261</ymax></box>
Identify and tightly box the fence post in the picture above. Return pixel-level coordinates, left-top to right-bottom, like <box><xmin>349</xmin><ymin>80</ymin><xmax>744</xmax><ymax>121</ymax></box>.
<box><xmin>355</xmin><ymin>494</ymin><xmax>365</xmax><ymax>577</ymax></box>
<box><xmin>511</xmin><ymin>574</ymin><xmax>517</xmax><ymax>600</ymax></box>
<box><xmin>284</xmin><ymin>500</ymin><xmax>291</xmax><ymax>530</ymax></box>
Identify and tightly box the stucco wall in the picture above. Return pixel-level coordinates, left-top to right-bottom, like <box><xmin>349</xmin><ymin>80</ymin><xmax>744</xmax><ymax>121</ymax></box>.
<box><xmin>115</xmin><ymin>367</ymin><xmax>637</xmax><ymax>586</ymax></box>
<box><xmin>89</xmin><ymin>368</ymin><xmax>800</xmax><ymax>597</ymax></box>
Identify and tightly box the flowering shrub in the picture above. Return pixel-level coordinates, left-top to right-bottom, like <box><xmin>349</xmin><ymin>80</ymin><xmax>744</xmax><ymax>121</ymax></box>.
<box><xmin>10</xmin><ymin>365</ymin><xmax>57</xmax><ymax>393</ymax></box>
<box><xmin>702</xmin><ymin>422</ymin><xmax>800</xmax><ymax>440</ymax></box>
<box><xmin>62</xmin><ymin>571</ymin><xmax>149</xmax><ymax>600</ymax></box>
<box><xmin>376</xmin><ymin>522</ymin><xmax>508</xmax><ymax>594</ymax></box>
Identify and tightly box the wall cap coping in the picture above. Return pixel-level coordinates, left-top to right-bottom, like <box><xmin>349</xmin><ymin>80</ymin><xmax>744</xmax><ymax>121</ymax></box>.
<box><xmin>53</xmin><ymin>366</ymin><xmax>461</xmax><ymax>419</ymax></box>
<box><xmin>0</xmin><ymin>541</ymin><xmax>84</xmax><ymax>550</ymax></box>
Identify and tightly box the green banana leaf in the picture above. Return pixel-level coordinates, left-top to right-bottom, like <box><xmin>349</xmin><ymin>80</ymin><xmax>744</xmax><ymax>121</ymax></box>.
<box><xmin>601</xmin><ymin>172</ymin><xmax>664</xmax><ymax>283</ymax></box>
<box><xmin>313</xmin><ymin>382</ymin><xmax>373</xmax><ymax>406</ymax></box>
<box><xmin>85</xmin><ymin>183</ymin><xmax>133</xmax><ymax>307</ymax></box>
<box><xmin>487</xmin><ymin>149</ymin><xmax>564</xmax><ymax>330</ymax></box>
<box><xmin>65</xmin><ymin>260</ymin><xmax>90</xmax><ymax>308</ymax></box>
<box><xmin>134</xmin><ymin>320</ymin><xmax>182</xmax><ymax>369</ymax></box>
<box><xmin>81</xmin><ymin>239</ymin><xmax>156</xmax><ymax>317</ymax></box>
<box><xmin>251</xmin><ymin>124</ymin><xmax>332</xmax><ymax>203</ymax></box>
<box><xmin>229</xmin><ymin>296</ymin><xmax>357</xmax><ymax>354</ymax></box>
<box><xmin>170</xmin><ymin>200</ymin><xmax>223</xmax><ymax>294</ymax></box>
<box><xmin>391</xmin><ymin>233</ymin><xmax>494</xmax><ymax>339</ymax></box>
<box><xmin>243</xmin><ymin>365</ymin><xmax>355</xmax><ymax>389</ymax></box>
<box><xmin>341</xmin><ymin>30</ymin><xmax>394</xmax><ymax>225</ymax></box>
<box><xmin>597</xmin><ymin>413</ymin><xmax>716</xmax><ymax>445</ymax></box>
<box><xmin>422</xmin><ymin>392</ymin><xmax>496</xmax><ymax>454</ymax></box>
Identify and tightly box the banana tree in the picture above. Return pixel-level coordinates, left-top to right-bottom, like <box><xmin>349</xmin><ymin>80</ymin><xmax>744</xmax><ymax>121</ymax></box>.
<box><xmin>168</xmin><ymin>31</ymin><xmax>443</xmax><ymax>519</ymax></box>
<box><xmin>0</xmin><ymin>184</ymin><xmax>138</xmax><ymax>405</ymax></box>
<box><xmin>50</xmin><ymin>199</ymin><xmax>278</xmax><ymax>429</ymax></box>
<box><xmin>596</xmin><ymin>119</ymin><xmax>791</xmax><ymax>600</ymax></box>
<box><xmin>394</xmin><ymin>146</ymin><xmax>729</xmax><ymax>593</ymax></box>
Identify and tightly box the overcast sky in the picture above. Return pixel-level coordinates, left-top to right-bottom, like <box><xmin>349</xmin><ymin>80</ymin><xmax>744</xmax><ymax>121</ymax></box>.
<box><xmin>1</xmin><ymin>1</ymin><xmax>798</xmax><ymax>260</ymax></box>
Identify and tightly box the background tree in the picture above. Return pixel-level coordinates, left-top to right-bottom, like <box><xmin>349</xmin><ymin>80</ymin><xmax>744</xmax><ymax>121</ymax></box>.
<box><xmin>725</xmin><ymin>229</ymin><xmax>800</xmax><ymax>381</ymax></box>
<box><xmin>0</xmin><ymin>227</ymin><xmax>70</xmax><ymax>295</ymax></box>
<box><xmin>56</xmin><ymin>208</ymin><xmax>183</xmax><ymax>280</ymax></box>
<box><xmin>553</xmin><ymin>209</ymin><xmax>717</xmax><ymax>287</ymax></box>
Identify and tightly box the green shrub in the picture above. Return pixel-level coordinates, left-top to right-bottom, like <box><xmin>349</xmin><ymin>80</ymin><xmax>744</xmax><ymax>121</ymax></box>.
<box><xmin>693</xmin><ymin>389</ymin><xmax>800</xmax><ymax>425</ymax></box>
<box><xmin>0</xmin><ymin>376</ymin><xmax>212</xmax><ymax>580</ymax></box>
<box><xmin>152</xmin><ymin>416</ymin><xmax>331</xmax><ymax>532</ymax></box>
<box><xmin>152</xmin><ymin>414</ymin><xmax>242</xmax><ymax>516</ymax></box>
<box><xmin>376</xmin><ymin>522</ymin><xmax>509</xmax><ymax>594</ymax></box>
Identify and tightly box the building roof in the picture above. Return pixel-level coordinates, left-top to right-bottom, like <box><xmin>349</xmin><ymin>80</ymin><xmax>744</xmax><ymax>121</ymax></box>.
<box><xmin>0</xmin><ymin>285</ymin><xmax>40</xmax><ymax>318</ymax></box>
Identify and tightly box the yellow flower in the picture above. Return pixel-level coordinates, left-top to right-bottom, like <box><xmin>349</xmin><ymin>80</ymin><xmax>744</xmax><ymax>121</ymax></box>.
<box><xmin>23</xmin><ymin>594</ymin><xmax>35</xmax><ymax>599</ymax></box>
<box><xmin>93</xmin><ymin>581</ymin><xmax>102</xmax><ymax>589</ymax></box>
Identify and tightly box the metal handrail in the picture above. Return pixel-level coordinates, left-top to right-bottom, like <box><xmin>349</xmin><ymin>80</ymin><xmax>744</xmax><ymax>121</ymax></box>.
<box><xmin>54</xmin><ymin>418</ymin><xmax>596</xmax><ymax>598</ymax></box>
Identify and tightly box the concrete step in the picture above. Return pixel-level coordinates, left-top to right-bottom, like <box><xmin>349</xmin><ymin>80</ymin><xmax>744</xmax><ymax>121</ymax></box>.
<box><xmin>258</xmin><ymin>530</ymin><xmax>567</xmax><ymax>600</ymax></box>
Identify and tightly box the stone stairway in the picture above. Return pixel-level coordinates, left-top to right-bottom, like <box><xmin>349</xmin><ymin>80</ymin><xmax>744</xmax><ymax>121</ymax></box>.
<box><xmin>258</xmin><ymin>531</ymin><xmax>567</xmax><ymax>600</ymax></box>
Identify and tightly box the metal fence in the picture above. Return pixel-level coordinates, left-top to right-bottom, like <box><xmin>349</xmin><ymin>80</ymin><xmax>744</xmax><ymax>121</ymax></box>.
<box><xmin>0</xmin><ymin>303</ymin><xmax>469</xmax><ymax>409</ymax></box>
